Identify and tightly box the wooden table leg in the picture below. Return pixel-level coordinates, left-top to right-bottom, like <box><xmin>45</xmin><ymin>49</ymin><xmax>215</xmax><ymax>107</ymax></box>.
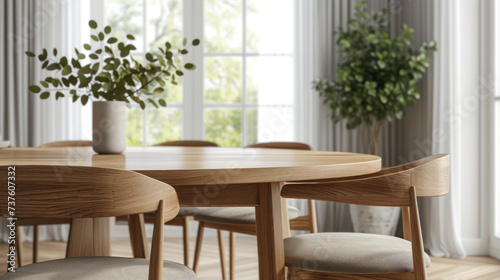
<box><xmin>128</xmin><ymin>214</ymin><xmax>149</xmax><ymax>258</ymax></box>
<box><xmin>255</xmin><ymin>182</ymin><xmax>285</xmax><ymax>280</ymax></box>
<box><xmin>66</xmin><ymin>218</ymin><xmax>110</xmax><ymax>258</ymax></box>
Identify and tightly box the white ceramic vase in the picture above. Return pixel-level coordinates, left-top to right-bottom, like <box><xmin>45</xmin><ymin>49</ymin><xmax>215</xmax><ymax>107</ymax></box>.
<box><xmin>92</xmin><ymin>101</ymin><xmax>126</xmax><ymax>154</ymax></box>
<box><xmin>349</xmin><ymin>204</ymin><xmax>401</xmax><ymax>235</ymax></box>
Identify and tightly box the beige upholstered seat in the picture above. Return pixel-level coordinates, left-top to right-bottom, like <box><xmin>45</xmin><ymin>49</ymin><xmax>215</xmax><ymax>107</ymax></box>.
<box><xmin>0</xmin><ymin>257</ymin><xmax>196</xmax><ymax>280</ymax></box>
<box><xmin>285</xmin><ymin>233</ymin><xmax>431</xmax><ymax>274</ymax></box>
<box><xmin>194</xmin><ymin>206</ymin><xmax>301</xmax><ymax>224</ymax></box>
<box><xmin>281</xmin><ymin>154</ymin><xmax>450</xmax><ymax>280</ymax></box>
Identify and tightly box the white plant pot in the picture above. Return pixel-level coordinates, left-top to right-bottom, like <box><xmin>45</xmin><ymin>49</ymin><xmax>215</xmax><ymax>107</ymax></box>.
<box><xmin>92</xmin><ymin>101</ymin><xmax>126</xmax><ymax>154</ymax></box>
<box><xmin>349</xmin><ymin>204</ymin><xmax>400</xmax><ymax>235</ymax></box>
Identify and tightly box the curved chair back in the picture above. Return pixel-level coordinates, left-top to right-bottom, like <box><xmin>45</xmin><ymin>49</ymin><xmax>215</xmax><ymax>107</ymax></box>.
<box><xmin>155</xmin><ymin>140</ymin><xmax>219</xmax><ymax>147</ymax></box>
<box><xmin>282</xmin><ymin>154</ymin><xmax>449</xmax><ymax>206</ymax></box>
<box><xmin>39</xmin><ymin>140</ymin><xmax>92</xmax><ymax>148</ymax></box>
<box><xmin>0</xmin><ymin>165</ymin><xmax>179</xmax><ymax>279</ymax></box>
<box><xmin>247</xmin><ymin>141</ymin><xmax>311</xmax><ymax>150</ymax></box>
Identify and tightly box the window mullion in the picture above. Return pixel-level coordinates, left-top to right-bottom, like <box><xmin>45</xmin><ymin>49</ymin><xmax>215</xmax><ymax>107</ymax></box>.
<box><xmin>242</xmin><ymin>0</ymin><xmax>247</xmax><ymax>146</ymax></box>
<box><xmin>142</xmin><ymin>0</ymin><xmax>147</xmax><ymax>146</ymax></box>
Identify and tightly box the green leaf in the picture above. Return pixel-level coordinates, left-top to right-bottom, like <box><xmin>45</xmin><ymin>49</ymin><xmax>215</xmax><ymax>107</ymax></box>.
<box><xmin>147</xmin><ymin>98</ymin><xmax>158</xmax><ymax>108</ymax></box>
<box><xmin>60</xmin><ymin>57</ymin><xmax>68</xmax><ymax>66</ymax></box>
<box><xmin>72</xmin><ymin>94</ymin><xmax>79</xmax><ymax>103</ymax></box>
<box><xmin>120</xmin><ymin>48</ymin><xmax>130</xmax><ymax>57</ymax></box>
<box><xmin>89</xmin><ymin>53</ymin><xmax>99</xmax><ymax>60</ymax></box>
<box><xmin>165</xmin><ymin>42</ymin><xmax>171</xmax><ymax>49</ymax></box>
<box><xmin>180</xmin><ymin>49</ymin><xmax>188</xmax><ymax>55</ymax></box>
<box><xmin>42</xmin><ymin>61</ymin><xmax>49</xmax><ymax>69</ymax></box>
<box><xmin>145</xmin><ymin>53</ymin><xmax>154</xmax><ymax>61</ymax></box>
<box><xmin>192</xmin><ymin>39</ymin><xmax>200</xmax><ymax>46</ymax></box>
<box><xmin>154</xmin><ymin>87</ymin><xmax>164</xmax><ymax>94</ymax></box>
<box><xmin>158</xmin><ymin>99</ymin><xmax>167</xmax><ymax>107</ymax></box>
<box><xmin>81</xmin><ymin>95</ymin><xmax>89</xmax><ymax>105</ymax></box>
<box><xmin>139</xmin><ymin>100</ymin><xmax>145</xmax><ymax>110</ymax></box>
<box><xmin>40</xmin><ymin>81</ymin><xmax>49</xmax><ymax>88</ymax></box>
<box><xmin>126</xmin><ymin>34</ymin><xmax>135</xmax><ymax>40</ymax></box>
<box><xmin>46</xmin><ymin>63</ymin><xmax>60</xmax><ymax>71</ymax></box>
<box><xmin>84</xmin><ymin>43</ymin><xmax>91</xmax><ymax>50</ymax></box>
<box><xmin>377</xmin><ymin>60</ymin><xmax>386</xmax><ymax>69</ymax></box>
<box><xmin>77</xmin><ymin>53</ymin><xmax>85</xmax><ymax>60</ymax></box>
<box><xmin>175</xmin><ymin>70</ymin><xmax>184</xmax><ymax>76</ymax></box>
<box><xmin>40</xmin><ymin>92</ymin><xmax>50</xmax><ymax>99</ymax></box>
<box><xmin>89</xmin><ymin>20</ymin><xmax>98</xmax><ymax>29</ymax></box>
<box><xmin>62</xmin><ymin>65</ymin><xmax>72</xmax><ymax>76</ymax></box>
<box><xmin>91</xmin><ymin>35</ymin><xmax>99</xmax><ymax>42</ymax></box>
<box><xmin>29</xmin><ymin>85</ymin><xmax>41</xmax><ymax>93</ymax></box>
<box><xmin>55</xmin><ymin>92</ymin><xmax>65</xmax><ymax>100</ymax></box>
<box><xmin>98</xmin><ymin>32</ymin><xmax>105</xmax><ymax>41</ymax></box>
<box><xmin>25</xmin><ymin>51</ymin><xmax>35</xmax><ymax>57</ymax></box>
<box><xmin>183</xmin><ymin>38</ymin><xmax>188</xmax><ymax>46</ymax></box>
<box><xmin>104</xmin><ymin>25</ymin><xmax>111</xmax><ymax>34</ymax></box>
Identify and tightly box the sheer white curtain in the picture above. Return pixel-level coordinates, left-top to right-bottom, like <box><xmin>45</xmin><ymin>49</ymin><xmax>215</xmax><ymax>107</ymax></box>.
<box><xmin>1</xmin><ymin>0</ymin><xmax>85</xmax><ymax>242</ymax></box>
<box><xmin>294</xmin><ymin>0</ymin><xmax>467</xmax><ymax>258</ymax></box>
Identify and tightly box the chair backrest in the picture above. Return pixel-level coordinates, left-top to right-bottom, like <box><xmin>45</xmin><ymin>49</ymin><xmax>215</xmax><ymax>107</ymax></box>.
<box><xmin>39</xmin><ymin>140</ymin><xmax>92</xmax><ymax>148</ymax></box>
<box><xmin>0</xmin><ymin>165</ymin><xmax>178</xmax><ymax>280</ymax></box>
<box><xmin>247</xmin><ymin>141</ymin><xmax>312</xmax><ymax>150</ymax></box>
<box><xmin>282</xmin><ymin>154</ymin><xmax>449</xmax><ymax>207</ymax></box>
<box><xmin>0</xmin><ymin>165</ymin><xmax>178</xmax><ymax>221</ymax></box>
<box><xmin>154</xmin><ymin>140</ymin><xmax>219</xmax><ymax>147</ymax></box>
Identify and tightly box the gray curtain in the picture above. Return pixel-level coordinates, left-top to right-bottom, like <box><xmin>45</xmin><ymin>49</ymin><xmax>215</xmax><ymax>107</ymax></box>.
<box><xmin>1</xmin><ymin>0</ymin><xmax>84</xmax><ymax>242</ymax></box>
<box><xmin>306</xmin><ymin>0</ymin><xmax>466</xmax><ymax>258</ymax></box>
<box><xmin>0</xmin><ymin>0</ymin><xmax>37</xmax><ymax>147</ymax></box>
<box><xmin>0</xmin><ymin>0</ymin><xmax>84</xmax><ymax>148</ymax></box>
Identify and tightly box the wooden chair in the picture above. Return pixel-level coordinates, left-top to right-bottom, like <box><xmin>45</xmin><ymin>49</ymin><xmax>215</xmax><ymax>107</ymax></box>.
<box><xmin>281</xmin><ymin>154</ymin><xmax>450</xmax><ymax>280</ymax></box>
<box><xmin>38</xmin><ymin>140</ymin><xmax>92</xmax><ymax>148</ymax></box>
<box><xmin>192</xmin><ymin>141</ymin><xmax>318</xmax><ymax>280</ymax></box>
<box><xmin>12</xmin><ymin>140</ymin><xmax>92</xmax><ymax>267</ymax></box>
<box><xmin>0</xmin><ymin>165</ymin><xmax>195</xmax><ymax>280</ymax></box>
<box><xmin>154</xmin><ymin>140</ymin><xmax>219</xmax><ymax>147</ymax></box>
<box><xmin>117</xmin><ymin>139</ymin><xmax>219</xmax><ymax>267</ymax></box>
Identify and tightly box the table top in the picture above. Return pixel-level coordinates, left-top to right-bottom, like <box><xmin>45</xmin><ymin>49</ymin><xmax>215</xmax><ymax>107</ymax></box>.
<box><xmin>0</xmin><ymin>146</ymin><xmax>381</xmax><ymax>185</ymax></box>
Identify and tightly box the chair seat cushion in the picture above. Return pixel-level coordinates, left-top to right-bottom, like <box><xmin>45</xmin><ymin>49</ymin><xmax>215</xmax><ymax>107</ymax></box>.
<box><xmin>194</xmin><ymin>206</ymin><xmax>301</xmax><ymax>224</ymax></box>
<box><xmin>284</xmin><ymin>233</ymin><xmax>431</xmax><ymax>274</ymax></box>
<box><xmin>0</xmin><ymin>257</ymin><xmax>196</xmax><ymax>280</ymax></box>
<box><xmin>144</xmin><ymin>207</ymin><xmax>198</xmax><ymax>219</ymax></box>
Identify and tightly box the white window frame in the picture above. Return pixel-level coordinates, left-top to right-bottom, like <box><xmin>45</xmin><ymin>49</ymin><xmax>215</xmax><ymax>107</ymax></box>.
<box><xmin>91</xmin><ymin>0</ymin><xmax>295</xmax><ymax>147</ymax></box>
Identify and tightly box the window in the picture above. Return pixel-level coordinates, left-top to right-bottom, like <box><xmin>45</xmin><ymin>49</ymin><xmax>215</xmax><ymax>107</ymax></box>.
<box><xmin>93</xmin><ymin>0</ymin><xmax>294</xmax><ymax>147</ymax></box>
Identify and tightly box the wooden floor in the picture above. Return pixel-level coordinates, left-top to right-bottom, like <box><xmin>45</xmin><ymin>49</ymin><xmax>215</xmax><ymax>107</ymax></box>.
<box><xmin>1</xmin><ymin>235</ymin><xmax>499</xmax><ymax>279</ymax></box>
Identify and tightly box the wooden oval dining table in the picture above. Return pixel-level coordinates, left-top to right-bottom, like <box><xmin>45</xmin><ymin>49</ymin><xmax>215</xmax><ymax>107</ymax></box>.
<box><xmin>0</xmin><ymin>146</ymin><xmax>381</xmax><ymax>280</ymax></box>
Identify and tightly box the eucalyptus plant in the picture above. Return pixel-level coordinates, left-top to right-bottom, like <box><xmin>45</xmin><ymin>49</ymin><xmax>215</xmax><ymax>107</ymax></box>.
<box><xmin>26</xmin><ymin>20</ymin><xmax>199</xmax><ymax>109</ymax></box>
<box><xmin>313</xmin><ymin>1</ymin><xmax>436</xmax><ymax>155</ymax></box>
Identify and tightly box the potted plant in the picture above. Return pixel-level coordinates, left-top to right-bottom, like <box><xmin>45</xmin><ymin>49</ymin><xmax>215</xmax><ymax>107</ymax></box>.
<box><xmin>313</xmin><ymin>1</ymin><xmax>436</xmax><ymax>235</ymax></box>
<box><xmin>26</xmin><ymin>20</ymin><xmax>199</xmax><ymax>154</ymax></box>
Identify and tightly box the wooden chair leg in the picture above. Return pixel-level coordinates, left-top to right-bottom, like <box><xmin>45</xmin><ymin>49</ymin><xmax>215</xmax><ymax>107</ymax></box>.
<box><xmin>217</xmin><ymin>230</ymin><xmax>227</xmax><ymax>280</ymax></box>
<box><xmin>33</xmin><ymin>225</ymin><xmax>39</xmax><ymax>263</ymax></box>
<box><xmin>229</xmin><ymin>231</ymin><xmax>235</xmax><ymax>280</ymax></box>
<box><xmin>182</xmin><ymin>217</ymin><xmax>189</xmax><ymax>266</ymax></box>
<box><xmin>307</xmin><ymin>199</ymin><xmax>318</xmax><ymax>233</ymax></box>
<box><xmin>15</xmin><ymin>226</ymin><xmax>23</xmax><ymax>267</ymax></box>
<box><xmin>192</xmin><ymin>221</ymin><xmax>205</xmax><ymax>273</ymax></box>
